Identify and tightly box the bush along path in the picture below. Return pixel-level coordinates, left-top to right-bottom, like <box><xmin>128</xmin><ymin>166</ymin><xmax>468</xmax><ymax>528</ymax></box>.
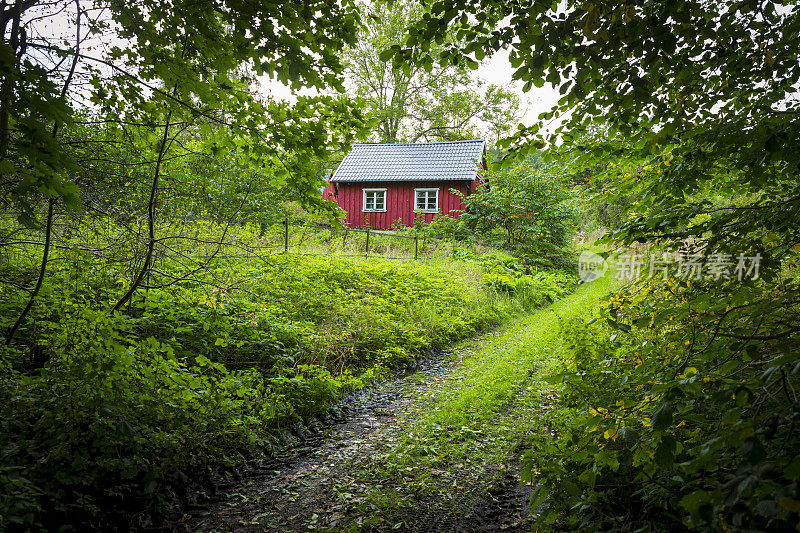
<box><xmin>189</xmin><ymin>275</ymin><xmax>611</xmax><ymax>532</ymax></box>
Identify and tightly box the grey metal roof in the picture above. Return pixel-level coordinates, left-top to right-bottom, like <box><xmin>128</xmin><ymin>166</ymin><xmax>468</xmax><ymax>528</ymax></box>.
<box><xmin>330</xmin><ymin>139</ymin><xmax>485</xmax><ymax>182</ymax></box>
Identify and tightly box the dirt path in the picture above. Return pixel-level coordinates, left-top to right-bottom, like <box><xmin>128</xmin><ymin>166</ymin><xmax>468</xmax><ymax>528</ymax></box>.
<box><xmin>192</xmin><ymin>350</ymin><xmax>462</xmax><ymax>531</ymax></box>
<box><xmin>173</xmin><ymin>273</ymin><xmax>611</xmax><ymax>533</ymax></box>
<box><xmin>187</xmin><ymin>330</ymin><xmax>538</xmax><ymax>532</ymax></box>
<box><xmin>179</xmin><ymin>278</ymin><xmax>611</xmax><ymax>532</ymax></box>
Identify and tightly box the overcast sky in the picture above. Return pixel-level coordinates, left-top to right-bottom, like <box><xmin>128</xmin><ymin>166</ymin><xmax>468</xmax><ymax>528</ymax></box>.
<box><xmin>476</xmin><ymin>48</ymin><xmax>560</xmax><ymax>128</ymax></box>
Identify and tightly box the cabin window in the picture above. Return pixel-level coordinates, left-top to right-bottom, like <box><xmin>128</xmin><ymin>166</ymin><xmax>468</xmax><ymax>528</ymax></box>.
<box><xmin>363</xmin><ymin>188</ymin><xmax>387</xmax><ymax>212</ymax></box>
<box><xmin>414</xmin><ymin>188</ymin><xmax>439</xmax><ymax>213</ymax></box>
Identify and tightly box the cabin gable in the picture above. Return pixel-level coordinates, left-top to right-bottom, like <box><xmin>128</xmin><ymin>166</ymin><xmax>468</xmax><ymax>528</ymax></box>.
<box><xmin>324</xmin><ymin>139</ymin><xmax>486</xmax><ymax>229</ymax></box>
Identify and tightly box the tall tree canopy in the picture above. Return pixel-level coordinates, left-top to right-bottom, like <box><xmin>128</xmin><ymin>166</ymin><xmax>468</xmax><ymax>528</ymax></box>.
<box><xmin>343</xmin><ymin>0</ymin><xmax>519</xmax><ymax>143</ymax></box>
<box><xmin>382</xmin><ymin>1</ymin><xmax>799</xmax><ymax>239</ymax></box>
<box><xmin>1</xmin><ymin>0</ymin><xmax>366</xmax><ymax>222</ymax></box>
<box><xmin>1</xmin><ymin>0</ymin><xmax>370</xmax><ymax>338</ymax></box>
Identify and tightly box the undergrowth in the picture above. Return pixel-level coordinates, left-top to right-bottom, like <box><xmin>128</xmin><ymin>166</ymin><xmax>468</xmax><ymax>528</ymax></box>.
<box><xmin>524</xmin><ymin>263</ymin><xmax>800</xmax><ymax>531</ymax></box>
<box><xmin>0</xmin><ymin>236</ymin><xmax>575</xmax><ymax>530</ymax></box>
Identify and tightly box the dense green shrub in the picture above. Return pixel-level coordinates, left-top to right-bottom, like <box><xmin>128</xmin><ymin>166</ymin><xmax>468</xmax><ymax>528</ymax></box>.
<box><xmin>455</xmin><ymin>250</ymin><xmax>577</xmax><ymax>309</ymax></box>
<box><xmin>523</xmin><ymin>271</ymin><xmax>800</xmax><ymax>531</ymax></box>
<box><xmin>456</xmin><ymin>159</ymin><xmax>577</xmax><ymax>269</ymax></box>
<box><xmin>0</xmin><ymin>310</ymin><xmax>270</xmax><ymax>529</ymax></box>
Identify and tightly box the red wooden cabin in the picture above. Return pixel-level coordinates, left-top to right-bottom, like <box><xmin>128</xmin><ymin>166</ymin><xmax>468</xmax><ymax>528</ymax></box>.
<box><xmin>323</xmin><ymin>139</ymin><xmax>487</xmax><ymax>229</ymax></box>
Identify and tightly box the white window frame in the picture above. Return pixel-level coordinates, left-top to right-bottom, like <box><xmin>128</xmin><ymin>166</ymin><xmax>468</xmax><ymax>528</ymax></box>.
<box><xmin>414</xmin><ymin>188</ymin><xmax>439</xmax><ymax>213</ymax></box>
<box><xmin>362</xmin><ymin>188</ymin><xmax>387</xmax><ymax>212</ymax></box>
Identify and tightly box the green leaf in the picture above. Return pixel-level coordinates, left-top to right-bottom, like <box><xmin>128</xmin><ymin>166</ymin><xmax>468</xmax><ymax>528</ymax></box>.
<box><xmin>17</xmin><ymin>211</ymin><xmax>37</xmax><ymax>229</ymax></box>
<box><xmin>650</xmin><ymin>402</ymin><xmax>673</xmax><ymax>432</ymax></box>
<box><xmin>654</xmin><ymin>435</ymin><xmax>677</xmax><ymax>467</ymax></box>
<box><xmin>680</xmin><ymin>490</ymin><xmax>712</xmax><ymax>522</ymax></box>
<box><xmin>742</xmin><ymin>436</ymin><xmax>766</xmax><ymax>465</ymax></box>
<box><xmin>764</xmin><ymin>134</ymin><xmax>780</xmax><ymax>153</ymax></box>
<box><xmin>786</xmin><ymin>456</ymin><xmax>800</xmax><ymax>480</ymax></box>
<box><xmin>618</xmin><ymin>427</ymin><xmax>639</xmax><ymax>443</ymax></box>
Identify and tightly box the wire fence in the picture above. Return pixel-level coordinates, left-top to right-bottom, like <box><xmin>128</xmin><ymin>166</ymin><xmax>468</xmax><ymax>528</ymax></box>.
<box><xmin>262</xmin><ymin>218</ymin><xmax>481</xmax><ymax>261</ymax></box>
<box><xmin>0</xmin><ymin>211</ymin><xmax>492</xmax><ymax>300</ymax></box>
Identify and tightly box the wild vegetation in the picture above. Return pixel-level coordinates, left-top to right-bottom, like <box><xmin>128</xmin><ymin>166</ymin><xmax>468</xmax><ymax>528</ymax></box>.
<box><xmin>457</xmin><ymin>154</ymin><xmax>578</xmax><ymax>269</ymax></box>
<box><xmin>0</xmin><ymin>215</ymin><xmax>576</xmax><ymax>529</ymax></box>
<box><xmin>348</xmin><ymin>273</ymin><xmax>611</xmax><ymax>529</ymax></box>
<box><xmin>2</xmin><ymin>0</ymin><xmax>799</xmax><ymax>530</ymax></box>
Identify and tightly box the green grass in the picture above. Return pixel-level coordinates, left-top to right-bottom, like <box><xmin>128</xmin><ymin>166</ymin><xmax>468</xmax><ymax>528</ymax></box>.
<box><xmin>423</xmin><ymin>274</ymin><xmax>610</xmax><ymax>429</ymax></box>
<box><xmin>346</xmin><ymin>273</ymin><xmax>612</xmax><ymax>529</ymax></box>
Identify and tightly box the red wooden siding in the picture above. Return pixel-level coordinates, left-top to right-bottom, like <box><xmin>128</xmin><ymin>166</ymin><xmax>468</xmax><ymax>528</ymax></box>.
<box><xmin>322</xmin><ymin>180</ymin><xmax>476</xmax><ymax>229</ymax></box>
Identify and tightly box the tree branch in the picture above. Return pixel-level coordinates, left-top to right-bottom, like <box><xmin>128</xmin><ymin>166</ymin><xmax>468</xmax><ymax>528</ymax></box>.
<box><xmin>110</xmin><ymin>107</ymin><xmax>174</xmax><ymax>313</ymax></box>
<box><xmin>5</xmin><ymin>0</ymin><xmax>82</xmax><ymax>346</ymax></box>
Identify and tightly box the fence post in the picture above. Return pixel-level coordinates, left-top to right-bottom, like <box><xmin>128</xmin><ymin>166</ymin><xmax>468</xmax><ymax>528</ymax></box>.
<box><xmin>365</xmin><ymin>226</ymin><xmax>370</xmax><ymax>257</ymax></box>
<box><xmin>283</xmin><ymin>217</ymin><xmax>289</xmax><ymax>253</ymax></box>
<box><xmin>414</xmin><ymin>236</ymin><xmax>419</xmax><ymax>260</ymax></box>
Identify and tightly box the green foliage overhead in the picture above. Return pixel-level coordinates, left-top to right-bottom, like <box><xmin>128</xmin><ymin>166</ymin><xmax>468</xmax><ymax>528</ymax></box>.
<box><xmin>385</xmin><ymin>0</ymin><xmax>800</xmax><ymax>529</ymax></box>
<box><xmin>1</xmin><ymin>0</ymin><xmax>368</xmax><ymax>225</ymax></box>
<box><xmin>384</xmin><ymin>0</ymin><xmax>800</xmax><ymax>252</ymax></box>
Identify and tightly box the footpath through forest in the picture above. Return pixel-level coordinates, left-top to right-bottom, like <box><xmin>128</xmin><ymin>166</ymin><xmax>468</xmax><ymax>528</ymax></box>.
<box><xmin>190</xmin><ymin>276</ymin><xmax>611</xmax><ymax>532</ymax></box>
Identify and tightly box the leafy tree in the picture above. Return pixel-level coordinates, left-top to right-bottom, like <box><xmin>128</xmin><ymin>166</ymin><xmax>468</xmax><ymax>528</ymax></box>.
<box><xmin>384</xmin><ymin>0</ymin><xmax>799</xmax><ymax>252</ymax></box>
<box><xmin>385</xmin><ymin>0</ymin><xmax>800</xmax><ymax>529</ymax></box>
<box><xmin>562</xmin><ymin>127</ymin><xmax>634</xmax><ymax>232</ymax></box>
<box><xmin>1</xmin><ymin>0</ymin><xmax>369</xmax><ymax>341</ymax></box>
<box><xmin>343</xmin><ymin>0</ymin><xmax>519</xmax><ymax>143</ymax></box>
<box><xmin>458</xmin><ymin>157</ymin><xmax>576</xmax><ymax>268</ymax></box>
<box><xmin>2</xmin><ymin>0</ymin><xmax>364</xmax><ymax>217</ymax></box>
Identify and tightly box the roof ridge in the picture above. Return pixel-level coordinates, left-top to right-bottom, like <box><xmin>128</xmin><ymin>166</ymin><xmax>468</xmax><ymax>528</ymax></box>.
<box><xmin>352</xmin><ymin>139</ymin><xmax>485</xmax><ymax>147</ymax></box>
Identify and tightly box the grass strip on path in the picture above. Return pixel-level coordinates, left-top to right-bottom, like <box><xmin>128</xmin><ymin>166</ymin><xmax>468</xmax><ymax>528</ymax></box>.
<box><xmin>347</xmin><ymin>275</ymin><xmax>612</xmax><ymax>531</ymax></box>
